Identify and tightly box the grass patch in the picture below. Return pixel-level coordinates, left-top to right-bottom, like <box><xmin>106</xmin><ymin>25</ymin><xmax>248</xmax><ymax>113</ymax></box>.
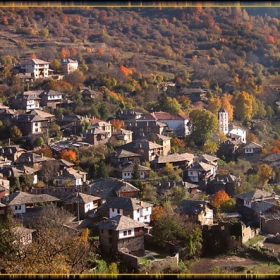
<box><xmin>139</xmin><ymin>256</ymin><xmax>154</xmax><ymax>264</ymax></box>
<box><xmin>244</xmin><ymin>235</ymin><xmax>265</xmax><ymax>248</ymax></box>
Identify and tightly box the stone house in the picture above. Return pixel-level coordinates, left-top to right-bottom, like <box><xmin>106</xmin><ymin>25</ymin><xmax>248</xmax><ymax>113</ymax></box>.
<box><xmin>11</xmin><ymin>114</ymin><xmax>49</xmax><ymax>136</ymax></box>
<box><xmin>176</xmin><ymin>199</ymin><xmax>215</xmax><ymax>226</ymax></box>
<box><xmin>96</xmin><ymin>196</ymin><xmax>153</xmax><ymax>224</ymax></box>
<box><xmin>261</xmin><ymin>153</ymin><xmax>280</xmax><ymax>168</ymax></box>
<box><xmin>60</xmin><ymin>58</ymin><xmax>78</xmax><ymax>74</ymax></box>
<box><xmin>54</xmin><ymin>168</ymin><xmax>87</xmax><ymax>187</ymax></box>
<box><xmin>1</xmin><ymin>191</ymin><xmax>60</xmax><ymax>215</ymax></box>
<box><xmin>81</xmin><ymin>127</ymin><xmax>110</xmax><ymax>146</ymax></box>
<box><xmin>123</xmin><ymin>119</ymin><xmax>168</xmax><ymax>140</ymax></box>
<box><xmin>242</xmin><ymin>141</ymin><xmax>263</xmax><ymax>163</ymax></box>
<box><xmin>185</xmin><ymin>161</ymin><xmax>217</xmax><ymax>191</ymax></box>
<box><xmin>150</xmin><ymin>152</ymin><xmax>194</xmax><ymax>171</ymax></box>
<box><xmin>39</xmin><ymin>89</ymin><xmax>63</xmax><ymax>108</ymax></box>
<box><xmin>10</xmin><ymin>91</ymin><xmax>41</xmax><ymax>111</ymax></box>
<box><xmin>20</xmin><ymin>59</ymin><xmax>50</xmax><ymax>80</ymax></box>
<box><xmin>96</xmin><ymin>214</ymin><xmax>146</xmax><ymax>256</ymax></box>
<box><xmin>106</xmin><ymin>149</ymin><xmax>141</xmax><ymax>167</ymax></box>
<box><xmin>89</xmin><ymin>177</ymin><xmax>140</xmax><ymax>203</ymax></box>
<box><xmin>139</xmin><ymin>111</ymin><xmax>190</xmax><ymax>137</ymax></box>
<box><xmin>0</xmin><ymin>145</ymin><xmax>26</xmax><ymax>162</ymax></box>
<box><xmin>62</xmin><ymin>192</ymin><xmax>102</xmax><ymax>220</ymax></box>
<box><xmin>117</xmin><ymin>140</ymin><xmax>163</xmax><ymax>163</ymax></box>
<box><xmin>235</xmin><ymin>189</ymin><xmax>278</xmax><ymax>225</ymax></box>
<box><xmin>117</xmin><ymin>162</ymin><xmax>150</xmax><ymax>181</ymax></box>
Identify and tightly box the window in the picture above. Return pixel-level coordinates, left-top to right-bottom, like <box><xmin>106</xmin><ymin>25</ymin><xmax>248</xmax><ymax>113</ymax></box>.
<box><xmin>137</xmin><ymin>209</ymin><xmax>140</xmax><ymax>213</ymax></box>
<box><xmin>112</xmin><ymin>208</ymin><xmax>114</xmax><ymax>212</ymax></box>
<box><xmin>144</xmin><ymin>216</ymin><xmax>147</xmax><ymax>219</ymax></box>
<box><xmin>128</xmin><ymin>230</ymin><xmax>131</xmax><ymax>235</ymax></box>
<box><xmin>123</xmin><ymin>231</ymin><xmax>127</xmax><ymax>236</ymax></box>
<box><xmin>117</xmin><ymin>209</ymin><xmax>120</xmax><ymax>214</ymax></box>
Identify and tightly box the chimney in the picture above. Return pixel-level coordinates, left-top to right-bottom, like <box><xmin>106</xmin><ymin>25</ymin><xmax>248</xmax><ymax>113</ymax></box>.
<box><xmin>41</xmin><ymin>153</ymin><xmax>44</xmax><ymax>159</ymax></box>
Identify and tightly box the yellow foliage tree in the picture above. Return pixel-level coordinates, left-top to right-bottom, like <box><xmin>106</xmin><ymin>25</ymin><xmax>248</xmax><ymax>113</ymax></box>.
<box><xmin>208</xmin><ymin>96</ymin><xmax>221</xmax><ymax>116</ymax></box>
<box><xmin>258</xmin><ymin>163</ymin><xmax>274</xmax><ymax>186</ymax></box>
<box><xmin>221</xmin><ymin>93</ymin><xmax>234</xmax><ymax>121</ymax></box>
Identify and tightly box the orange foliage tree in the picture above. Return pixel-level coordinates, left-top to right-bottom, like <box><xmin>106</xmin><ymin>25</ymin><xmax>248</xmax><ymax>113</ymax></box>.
<box><xmin>111</xmin><ymin>119</ymin><xmax>123</xmax><ymax>130</ymax></box>
<box><xmin>212</xmin><ymin>190</ymin><xmax>230</xmax><ymax>209</ymax></box>
<box><xmin>60</xmin><ymin>47</ymin><xmax>69</xmax><ymax>59</ymax></box>
<box><xmin>35</xmin><ymin>145</ymin><xmax>53</xmax><ymax>158</ymax></box>
<box><xmin>271</xmin><ymin>139</ymin><xmax>280</xmax><ymax>153</ymax></box>
<box><xmin>120</xmin><ymin>65</ymin><xmax>133</xmax><ymax>76</ymax></box>
<box><xmin>69</xmin><ymin>47</ymin><xmax>77</xmax><ymax>56</ymax></box>
<box><xmin>151</xmin><ymin>206</ymin><xmax>164</xmax><ymax>222</ymax></box>
<box><xmin>60</xmin><ymin>149</ymin><xmax>77</xmax><ymax>162</ymax></box>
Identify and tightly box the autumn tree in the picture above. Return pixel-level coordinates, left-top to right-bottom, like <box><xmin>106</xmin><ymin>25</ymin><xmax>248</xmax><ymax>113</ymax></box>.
<box><xmin>60</xmin><ymin>149</ymin><xmax>77</xmax><ymax>162</ymax></box>
<box><xmin>111</xmin><ymin>119</ymin><xmax>123</xmax><ymax>130</ymax></box>
<box><xmin>171</xmin><ymin>137</ymin><xmax>185</xmax><ymax>153</ymax></box>
<box><xmin>271</xmin><ymin>140</ymin><xmax>280</xmax><ymax>153</ymax></box>
<box><xmin>189</xmin><ymin>108</ymin><xmax>218</xmax><ymax>146</ymax></box>
<box><xmin>60</xmin><ymin>47</ymin><xmax>70</xmax><ymax>59</ymax></box>
<box><xmin>257</xmin><ymin>163</ymin><xmax>274</xmax><ymax>186</ymax></box>
<box><xmin>221</xmin><ymin>94</ymin><xmax>234</xmax><ymax>121</ymax></box>
<box><xmin>212</xmin><ymin>189</ymin><xmax>231</xmax><ymax>209</ymax></box>
<box><xmin>208</xmin><ymin>96</ymin><xmax>221</xmax><ymax>116</ymax></box>
<box><xmin>150</xmin><ymin>206</ymin><xmax>165</xmax><ymax>223</ymax></box>
<box><xmin>233</xmin><ymin>91</ymin><xmax>253</xmax><ymax>121</ymax></box>
<box><xmin>50</xmin><ymin>59</ymin><xmax>61</xmax><ymax>73</ymax></box>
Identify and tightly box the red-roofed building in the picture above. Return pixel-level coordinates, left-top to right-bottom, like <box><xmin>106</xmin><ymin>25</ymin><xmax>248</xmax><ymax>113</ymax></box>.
<box><xmin>138</xmin><ymin>111</ymin><xmax>190</xmax><ymax>137</ymax></box>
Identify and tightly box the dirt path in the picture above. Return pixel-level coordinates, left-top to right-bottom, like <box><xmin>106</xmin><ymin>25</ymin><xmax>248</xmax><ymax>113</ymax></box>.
<box><xmin>189</xmin><ymin>256</ymin><xmax>260</xmax><ymax>274</ymax></box>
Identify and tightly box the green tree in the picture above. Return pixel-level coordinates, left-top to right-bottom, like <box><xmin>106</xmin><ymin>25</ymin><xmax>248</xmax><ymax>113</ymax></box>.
<box><xmin>189</xmin><ymin>109</ymin><xmax>218</xmax><ymax>146</ymax></box>
<box><xmin>99</xmin><ymin>103</ymin><xmax>110</xmax><ymax>120</ymax></box>
<box><xmin>35</xmin><ymin>136</ymin><xmax>45</xmax><ymax>147</ymax></box>
<box><xmin>51</xmin><ymin>59</ymin><xmax>62</xmax><ymax>73</ymax></box>
<box><xmin>158</xmin><ymin>92</ymin><xmax>181</xmax><ymax>114</ymax></box>
<box><xmin>97</xmin><ymin>161</ymin><xmax>109</xmax><ymax>179</ymax></box>
<box><xmin>152</xmin><ymin>202</ymin><xmax>202</xmax><ymax>259</ymax></box>
<box><xmin>132</xmin><ymin>162</ymin><xmax>141</xmax><ymax>181</ymax></box>
<box><xmin>10</xmin><ymin>125</ymin><xmax>22</xmax><ymax>139</ymax></box>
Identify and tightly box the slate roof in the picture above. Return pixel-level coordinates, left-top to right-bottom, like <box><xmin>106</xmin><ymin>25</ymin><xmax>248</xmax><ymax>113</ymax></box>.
<box><xmin>2</xmin><ymin>191</ymin><xmax>60</xmax><ymax>205</ymax></box>
<box><xmin>261</xmin><ymin>153</ymin><xmax>280</xmax><ymax>163</ymax></box>
<box><xmin>243</xmin><ymin>142</ymin><xmax>263</xmax><ymax>149</ymax></box>
<box><xmin>119</xmin><ymin>140</ymin><xmax>163</xmax><ymax>150</ymax></box>
<box><xmin>23</xmin><ymin>59</ymin><xmax>49</xmax><ymax>65</ymax></box>
<box><xmin>251</xmin><ymin>200</ymin><xmax>276</xmax><ymax>213</ymax></box>
<box><xmin>177</xmin><ymin>199</ymin><xmax>213</xmax><ymax>214</ymax></box>
<box><xmin>15</xmin><ymin>152</ymin><xmax>55</xmax><ymax>164</ymax></box>
<box><xmin>199</xmin><ymin>154</ymin><xmax>219</xmax><ymax>163</ymax></box>
<box><xmin>151</xmin><ymin>152</ymin><xmax>194</xmax><ymax>164</ymax></box>
<box><xmin>89</xmin><ymin>177</ymin><xmax>140</xmax><ymax>201</ymax></box>
<box><xmin>96</xmin><ymin>214</ymin><xmax>146</xmax><ymax>231</ymax></box>
<box><xmin>115</xmin><ymin>149</ymin><xmax>140</xmax><ymax>159</ymax></box>
<box><xmin>63</xmin><ymin>192</ymin><xmax>101</xmax><ymax>204</ymax></box>
<box><xmin>188</xmin><ymin>161</ymin><xmax>214</xmax><ymax>172</ymax></box>
<box><xmin>15</xmin><ymin>114</ymin><xmax>47</xmax><ymax>123</ymax></box>
<box><xmin>151</xmin><ymin>110</ymin><xmax>189</xmax><ymax>121</ymax></box>
<box><xmin>28</xmin><ymin>109</ymin><xmax>55</xmax><ymax>119</ymax></box>
<box><xmin>82</xmin><ymin>127</ymin><xmax>107</xmax><ymax>135</ymax></box>
<box><xmin>235</xmin><ymin>189</ymin><xmax>275</xmax><ymax>201</ymax></box>
<box><xmin>104</xmin><ymin>197</ymin><xmax>153</xmax><ymax>210</ymax></box>
<box><xmin>144</xmin><ymin>133</ymin><xmax>172</xmax><ymax>141</ymax></box>
<box><xmin>119</xmin><ymin>162</ymin><xmax>150</xmax><ymax>172</ymax></box>
<box><xmin>56</xmin><ymin>168</ymin><xmax>86</xmax><ymax>180</ymax></box>
<box><xmin>56</xmin><ymin>158</ymin><xmax>75</xmax><ymax>167</ymax></box>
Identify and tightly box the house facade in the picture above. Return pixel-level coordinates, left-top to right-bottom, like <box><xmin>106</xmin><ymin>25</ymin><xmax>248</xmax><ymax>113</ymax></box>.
<box><xmin>177</xmin><ymin>199</ymin><xmax>214</xmax><ymax>226</ymax></box>
<box><xmin>39</xmin><ymin>90</ymin><xmax>63</xmax><ymax>108</ymax></box>
<box><xmin>10</xmin><ymin>91</ymin><xmax>41</xmax><ymax>111</ymax></box>
<box><xmin>97</xmin><ymin>214</ymin><xmax>146</xmax><ymax>255</ymax></box>
<box><xmin>242</xmin><ymin>142</ymin><xmax>263</xmax><ymax>163</ymax></box>
<box><xmin>20</xmin><ymin>59</ymin><xmax>50</xmax><ymax>79</ymax></box>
